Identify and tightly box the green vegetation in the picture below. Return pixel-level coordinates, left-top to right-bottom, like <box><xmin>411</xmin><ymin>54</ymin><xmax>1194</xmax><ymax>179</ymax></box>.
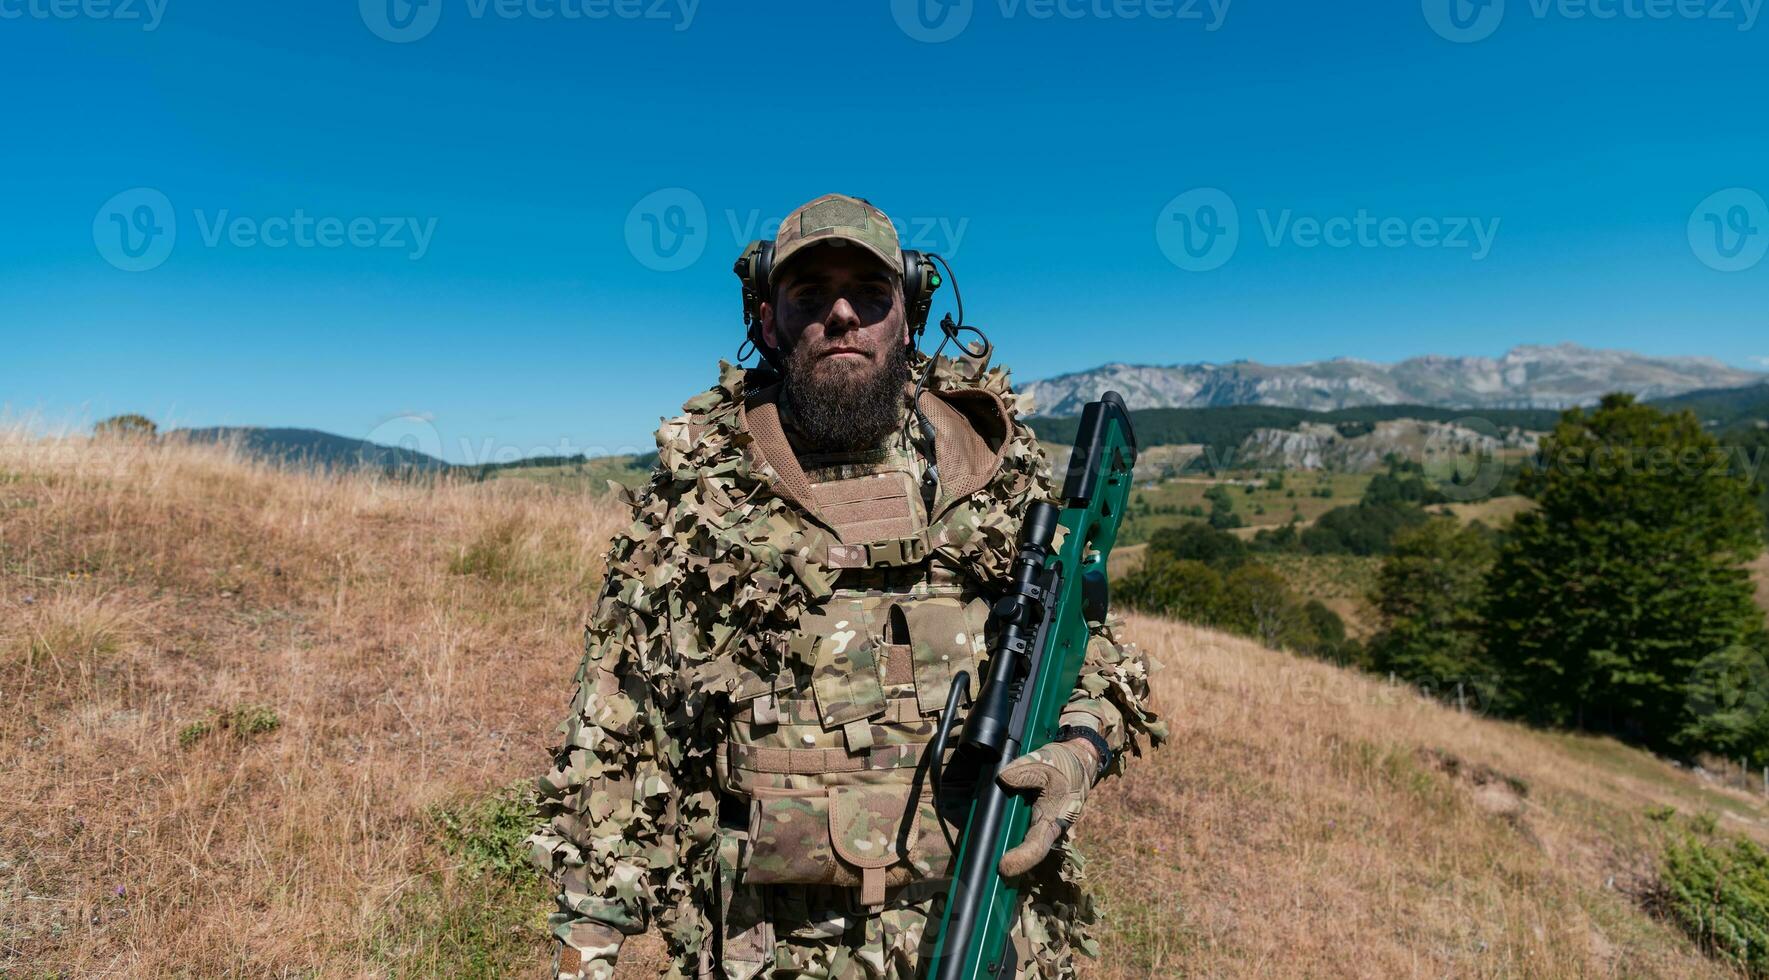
<box><xmin>1658</xmin><ymin>829</ymin><xmax>1769</xmax><ymax>976</ymax></box>
<box><xmin>1244</xmin><ymin>458</ymin><xmax>1443</xmax><ymax>557</ymax></box>
<box><xmin>93</xmin><ymin>414</ymin><xmax>158</xmax><ymax>438</ymax></box>
<box><xmin>465</xmin><ymin>451</ymin><xmax>657</xmax><ymax>491</ymax></box>
<box><xmin>1120</xmin><ymin>523</ymin><xmax>1352</xmax><ymax>662</ymax></box>
<box><xmin>1026</xmin><ymin>403</ymin><xmax>1562</xmax><ymax>463</ymax></box>
<box><xmin>1124</xmin><ymin>395</ymin><xmax>1769</xmax><ymax>776</ymax></box>
<box><xmin>373</xmin><ymin>781</ymin><xmax>550</xmax><ymax>978</ymax></box>
<box><xmin>1485</xmin><ymin>395</ymin><xmax>1769</xmax><ymax>759</ymax></box>
<box><xmin>177</xmin><ymin>704</ymin><xmax>281</xmax><ymax>748</ymax></box>
<box><xmin>1722</xmin><ymin>426</ymin><xmax>1769</xmax><ymax>534</ymax></box>
<box><xmin>1655</xmin><ymin>381</ymin><xmax>1769</xmax><ymax>432</ymax></box>
<box><xmin>1367</xmin><ymin>520</ymin><xmax>1497</xmax><ymax>691</ymax></box>
<box><xmin>1118</xmin><ymin>471</ymin><xmax>1371</xmax><ymax>545</ymax></box>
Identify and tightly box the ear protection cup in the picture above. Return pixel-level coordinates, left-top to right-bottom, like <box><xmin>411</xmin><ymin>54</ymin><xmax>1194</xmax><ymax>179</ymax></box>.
<box><xmin>900</xmin><ymin>249</ymin><xmax>940</xmax><ymax>342</ymax></box>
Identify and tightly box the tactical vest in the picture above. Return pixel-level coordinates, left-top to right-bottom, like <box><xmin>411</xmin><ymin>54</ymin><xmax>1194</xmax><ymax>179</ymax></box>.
<box><xmin>714</xmin><ymin>395</ymin><xmax>997</xmax><ymax>912</ymax></box>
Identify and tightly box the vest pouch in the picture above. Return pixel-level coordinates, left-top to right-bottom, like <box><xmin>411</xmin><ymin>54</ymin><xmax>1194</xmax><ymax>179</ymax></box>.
<box><xmin>902</xmin><ymin>596</ymin><xmax>988</xmax><ymax>716</ymax></box>
<box><xmin>742</xmin><ymin>784</ymin><xmax>957</xmax><ymax>906</ymax></box>
<box><xmin>703</xmin><ymin>824</ymin><xmax>773</xmax><ymax>980</ymax></box>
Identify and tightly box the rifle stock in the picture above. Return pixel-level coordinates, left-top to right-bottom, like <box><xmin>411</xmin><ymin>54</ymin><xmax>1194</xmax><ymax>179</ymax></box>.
<box><xmin>927</xmin><ymin>391</ymin><xmax>1137</xmax><ymax>979</ymax></box>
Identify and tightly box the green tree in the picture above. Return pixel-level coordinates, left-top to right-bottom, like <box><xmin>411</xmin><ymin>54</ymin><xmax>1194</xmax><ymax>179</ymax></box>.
<box><xmin>1722</xmin><ymin>427</ymin><xmax>1769</xmax><ymax>534</ymax></box>
<box><xmin>1219</xmin><ymin>564</ymin><xmax>1309</xmax><ymax>650</ymax></box>
<box><xmin>93</xmin><ymin>414</ymin><xmax>158</xmax><ymax>438</ymax></box>
<box><xmin>1301</xmin><ymin>599</ymin><xmax>1355</xmax><ymax>665</ymax></box>
<box><xmin>1146</xmin><ymin>522</ymin><xmax>1248</xmax><ymax>570</ymax></box>
<box><xmin>1368</xmin><ymin>518</ymin><xmax>1496</xmax><ymax>691</ymax></box>
<box><xmin>1363</xmin><ymin>456</ymin><xmax>1445</xmax><ymax>507</ymax></box>
<box><xmin>1300</xmin><ymin>500</ymin><xmax>1427</xmax><ymax>556</ymax></box>
<box><xmin>1118</xmin><ymin>553</ymin><xmax>1224</xmax><ymax>625</ymax></box>
<box><xmin>1482</xmin><ymin>394</ymin><xmax>1768</xmax><ymax>754</ymax></box>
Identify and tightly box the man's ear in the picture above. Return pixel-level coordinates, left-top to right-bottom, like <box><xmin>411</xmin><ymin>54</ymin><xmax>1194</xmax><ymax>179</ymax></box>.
<box><xmin>760</xmin><ymin>301</ymin><xmax>777</xmax><ymax>349</ymax></box>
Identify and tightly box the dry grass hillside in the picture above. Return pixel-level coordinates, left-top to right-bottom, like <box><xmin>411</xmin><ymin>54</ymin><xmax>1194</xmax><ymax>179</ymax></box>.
<box><xmin>3</xmin><ymin>432</ymin><xmax>1763</xmax><ymax>978</ymax></box>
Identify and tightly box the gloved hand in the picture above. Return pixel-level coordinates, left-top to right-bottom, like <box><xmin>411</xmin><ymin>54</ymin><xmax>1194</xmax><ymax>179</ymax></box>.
<box><xmin>996</xmin><ymin>738</ymin><xmax>1098</xmax><ymax>876</ymax></box>
<box><xmin>555</xmin><ymin>920</ymin><xmax>624</xmax><ymax>980</ymax></box>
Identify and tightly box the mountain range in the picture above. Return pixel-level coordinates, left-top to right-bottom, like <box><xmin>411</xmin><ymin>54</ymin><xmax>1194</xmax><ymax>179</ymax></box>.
<box><xmin>176</xmin><ymin>427</ymin><xmax>451</xmax><ymax>472</ymax></box>
<box><xmin>161</xmin><ymin>346</ymin><xmax>1769</xmax><ymax>474</ymax></box>
<box><xmin>1022</xmin><ymin>343</ymin><xmax>1765</xmax><ymax>417</ymax></box>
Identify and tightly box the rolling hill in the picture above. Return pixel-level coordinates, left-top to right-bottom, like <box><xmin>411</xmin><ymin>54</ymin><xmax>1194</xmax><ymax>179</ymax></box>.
<box><xmin>174</xmin><ymin>426</ymin><xmax>451</xmax><ymax>472</ymax></box>
<box><xmin>4</xmin><ymin>428</ymin><xmax>1764</xmax><ymax>977</ymax></box>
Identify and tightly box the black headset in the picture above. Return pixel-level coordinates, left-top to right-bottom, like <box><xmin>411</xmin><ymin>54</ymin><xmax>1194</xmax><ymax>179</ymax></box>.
<box><xmin>733</xmin><ymin>238</ymin><xmax>942</xmax><ymax>368</ymax></box>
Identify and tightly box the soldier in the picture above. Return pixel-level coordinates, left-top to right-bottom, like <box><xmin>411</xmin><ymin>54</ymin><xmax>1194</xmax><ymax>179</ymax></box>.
<box><xmin>528</xmin><ymin>194</ymin><xmax>1164</xmax><ymax>979</ymax></box>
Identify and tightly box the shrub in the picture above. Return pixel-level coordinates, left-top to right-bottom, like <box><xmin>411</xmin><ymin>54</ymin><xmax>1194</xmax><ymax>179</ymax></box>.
<box><xmin>1657</xmin><ymin>831</ymin><xmax>1769</xmax><ymax>976</ymax></box>
<box><xmin>1146</xmin><ymin>523</ymin><xmax>1248</xmax><ymax>571</ymax></box>
<box><xmin>374</xmin><ymin>782</ymin><xmax>551</xmax><ymax>977</ymax></box>
<box><xmin>177</xmin><ymin>704</ymin><xmax>280</xmax><ymax>748</ymax></box>
<box><xmin>93</xmin><ymin>414</ymin><xmax>158</xmax><ymax>438</ymax></box>
<box><xmin>1119</xmin><ymin>554</ymin><xmax>1225</xmax><ymax>627</ymax></box>
<box><xmin>434</xmin><ymin>781</ymin><xmax>539</xmax><ymax>883</ymax></box>
<box><xmin>1301</xmin><ymin>501</ymin><xmax>1428</xmax><ymax>556</ymax></box>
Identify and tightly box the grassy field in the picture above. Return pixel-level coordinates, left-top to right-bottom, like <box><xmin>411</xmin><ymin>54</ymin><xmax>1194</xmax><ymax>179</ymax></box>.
<box><xmin>1120</xmin><ymin>471</ymin><xmax>1373</xmax><ymax>545</ymax></box>
<box><xmin>474</xmin><ymin>453</ymin><xmax>652</xmax><ymax>494</ymax></box>
<box><xmin>1434</xmin><ymin>494</ymin><xmax>1536</xmax><ymax>528</ymax></box>
<box><xmin>3</xmin><ymin>433</ymin><xmax>1764</xmax><ymax>977</ymax></box>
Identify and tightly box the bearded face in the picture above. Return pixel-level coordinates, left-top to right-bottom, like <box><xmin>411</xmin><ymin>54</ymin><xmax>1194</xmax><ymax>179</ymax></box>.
<box><xmin>761</xmin><ymin>244</ymin><xmax>913</xmax><ymax>454</ymax></box>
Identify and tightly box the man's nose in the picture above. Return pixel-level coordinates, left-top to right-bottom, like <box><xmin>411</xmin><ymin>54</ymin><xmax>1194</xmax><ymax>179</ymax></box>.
<box><xmin>826</xmin><ymin>296</ymin><xmax>862</xmax><ymax>333</ymax></box>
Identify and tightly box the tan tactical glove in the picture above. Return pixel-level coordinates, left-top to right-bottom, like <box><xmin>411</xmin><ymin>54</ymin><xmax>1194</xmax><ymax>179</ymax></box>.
<box><xmin>996</xmin><ymin>738</ymin><xmax>1099</xmax><ymax>876</ymax></box>
<box><xmin>554</xmin><ymin>920</ymin><xmax>624</xmax><ymax>980</ymax></box>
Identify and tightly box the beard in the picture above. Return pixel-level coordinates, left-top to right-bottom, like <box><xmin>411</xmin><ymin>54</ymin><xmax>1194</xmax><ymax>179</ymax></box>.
<box><xmin>780</xmin><ymin>337</ymin><xmax>912</xmax><ymax>454</ymax></box>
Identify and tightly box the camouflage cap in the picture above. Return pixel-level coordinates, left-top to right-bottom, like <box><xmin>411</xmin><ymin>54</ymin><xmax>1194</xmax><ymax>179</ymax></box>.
<box><xmin>770</xmin><ymin>194</ymin><xmax>902</xmax><ymax>285</ymax></box>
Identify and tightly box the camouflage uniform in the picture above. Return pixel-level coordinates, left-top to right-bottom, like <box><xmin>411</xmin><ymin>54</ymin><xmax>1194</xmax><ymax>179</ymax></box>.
<box><xmin>528</xmin><ymin>351</ymin><xmax>1165</xmax><ymax>979</ymax></box>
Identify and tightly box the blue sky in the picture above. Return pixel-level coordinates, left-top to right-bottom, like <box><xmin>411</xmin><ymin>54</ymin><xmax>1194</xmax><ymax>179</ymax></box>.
<box><xmin>4</xmin><ymin>0</ymin><xmax>1767</xmax><ymax>462</ymax></box>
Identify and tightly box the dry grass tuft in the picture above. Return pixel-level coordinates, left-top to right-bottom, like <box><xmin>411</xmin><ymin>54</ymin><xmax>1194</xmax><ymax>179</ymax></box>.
<box><xmin>0</xmin><ymin>430</ymin><xmax>624</xmax><ymax>977</ymax></box>
<box><xmin>1080</xmin><ymin>617</ymin><xmax>1767</xmax><ymax>978</ymax></box>
<box><xmin>2</xmin><ymin>430</ymin><xmax>1761</xmax><ymax>977</ymax></box>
